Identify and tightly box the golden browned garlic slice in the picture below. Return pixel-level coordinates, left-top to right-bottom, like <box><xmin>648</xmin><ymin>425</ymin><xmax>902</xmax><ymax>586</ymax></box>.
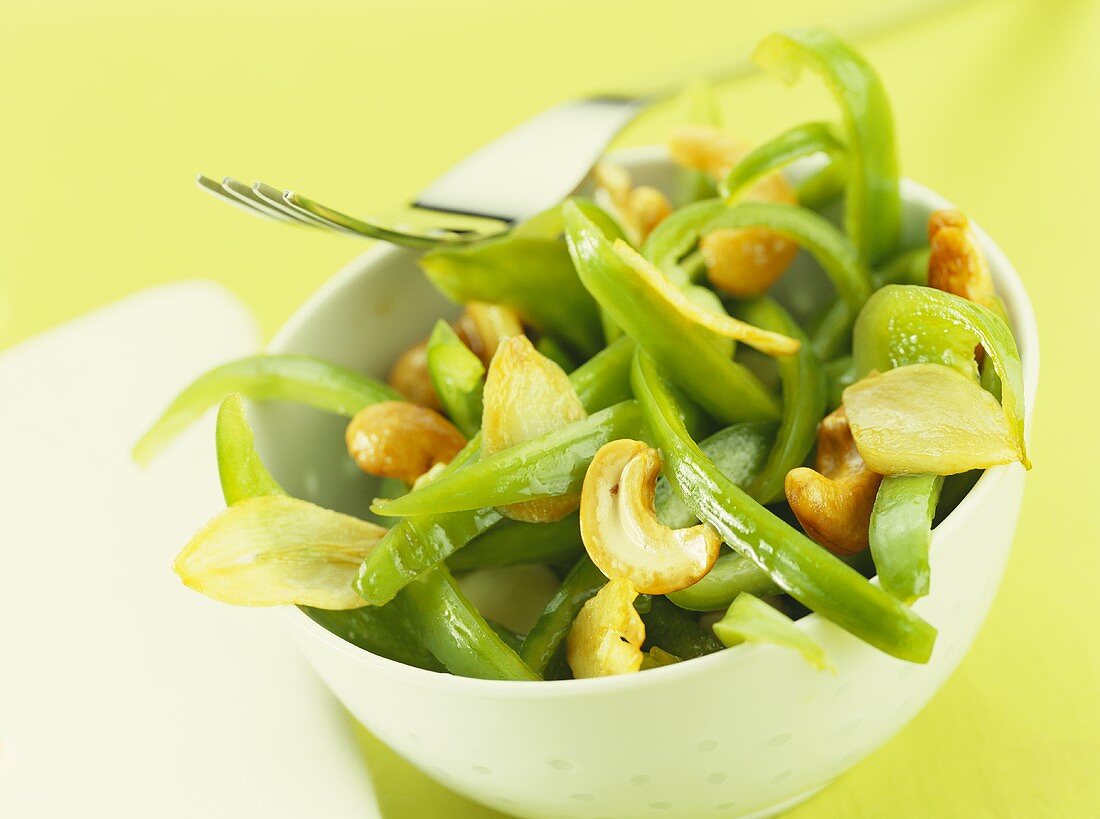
<box><xmin>481</xmin><ymin>335</ymin><xmax>587</xmax><ymax>522</ymax></box>
<box><xmin>581</xmin><ymin>439</ymin><xmax>721</xmax><ymax>594</ymax></box>
<box><xmin>346</xmin><ymin>400</ymin><xmax>467</xmax><ymax>485</ymax></box>
<box><xmin>612</xmin><ymin>240</ymin><xmax>800</xmax><ymax>356</ymax></box>
<box><xmin>842</xmin><ymin>363</ymin><xmax>1023</xmax><ymax>475</ymax></box>
<box><xmin>566</xmin><ymin>578</ymin><xmax>646</xmax><ymax>678</ymax></box>
<box><xmin>785</xmin><ymin>407</ymin><xmax>882</xmax><ymax>556</ymax></box>
<box><xmin>174</xmin><ymin>495</ymin><xmax>385</xmax><ymax>609</ymax></box>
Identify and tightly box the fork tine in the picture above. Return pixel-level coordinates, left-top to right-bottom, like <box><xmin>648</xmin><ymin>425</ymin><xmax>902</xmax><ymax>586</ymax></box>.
<box><xmin>251</xmin><ymin>183</ymin><xmax>343</xmax><ymax>231</ymax></box>
<box><xmin>282</xmin><ymin>191</ymin><xmax>480</xmax><ymax>248</ymax></box>
<box><xmin>221</xmin><ymin>178</ymin><xmax>314</xmax><ymax>225</ymax></box>
<box><xmin>196</xmin><ymin>175</ymin><xmax>282</xmax><ymax>221</ymax></box>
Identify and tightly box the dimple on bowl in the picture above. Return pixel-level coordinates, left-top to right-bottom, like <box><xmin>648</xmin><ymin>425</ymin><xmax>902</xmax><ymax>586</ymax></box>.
<box><xmin>252</xmin><ymin>148</ymin><xmax>1039</xmax><ymax>819</ymax></box>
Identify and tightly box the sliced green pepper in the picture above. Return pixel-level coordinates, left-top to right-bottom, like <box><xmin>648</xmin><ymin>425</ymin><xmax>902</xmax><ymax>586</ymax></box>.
<box><xmin>737</xmin><ymin>297</ymin><xmax>827</xmax><ymax>504</ymax></box>
<box><xmin>633</xmin><ymin>351</ymin><xmax>937</xmax><ymax>663</ymax></box>
<box><xmin>754</xmin><ymin>27</ymin><xmax>901</xmax><ymax>266</ymax></box>
<box><xmin>134</xmin><ymin>354</ymin><xmax>399</xmax><ymax>466</ymax></box>
<box><xmin>564</xmin><ymin>201</ymin><xmax>781</xmax><ymax>425</ymax></box>
<box><xmin>426</xmin><ymin>320</ymin><xmax>484</xmax><ymax>437</ymax></box>
<box><xmin>656</xmin><ymin>421</ymin><xmax>777</xmax><ymax>529</ymax></box>
<box><xmin>713</xmin><ymin>593</ymin><xmax>832</xmax><ymax>671</ymax></box>
<box><xmin>397</xmin><ymin>566</ymin><xmax>538</xmax><ymax>681</ymax></box>
<box><xmin>446</xmin><ymin>513</ymin><xmax>583</xmax><ymax>572</ymax></box>
<box><xmin>216</xmin><ymin>394</ymin><xmax>285</xmax><ymax>505</ymax></box>
<box><xmin>719</xmin><ymin>121</ymin><xmax>846</xmax><ymax>203</ymax></box>
<box><xmin>667</xmin><ymin>552</ymin><xmax>782</xmax><ymax>611</ymax></box>
<box><xmin>641</xmin><ymin>199</ymin><xmax>870</xmax><ymax>358</ymax></box>
<box><xmin>535</xmin><ymin>335</ymin><xmax>579</xmax><ymax>373</ymax></box>
<box><xmin>641</xmin><ymin>596</ymin><xmax>724</xmax><ymax>659</ymax></box>
<box><xmin>370</xmin><ymin>400</ymin><xmax>642</xmax><ymax>518</ymax></box>
<box><xmin>869</xmin><ymin>474</ymin><xmax>944</xmax><ymax>601</ymax></box>
<box><xmin>519</xmin><ymin>556</ymin><xmax>606</xmax><ymax>676</ymax></box>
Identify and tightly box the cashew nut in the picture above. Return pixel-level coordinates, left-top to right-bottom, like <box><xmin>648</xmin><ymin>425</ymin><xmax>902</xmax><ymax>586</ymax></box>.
<box><xmin>927</xmin><ymin>209</ymin><xmax>996</xmax><ymax>308</ymax></box>
<box><xmin>387</xmin><ymin>339</ymin><xmax>442</xmax><ymax>410</ymax></box>
<box><xmin>581</xmin><ymin>439</ymin><xmax>721</xmax><ymax>594</ymax></box>
<box><xmin>566</xmin><ymin>577</ymin><xmax>645</xmax><ymax>678</ymax></box>
<box><xmin>594</xmin><ymin>161</ymin><xmax>672</xmax><ymax>244</ymax></box>
<box><xmin>346</xmin><ymin>400</ymin><xmax>467</xmax><ymax>485</ymax></box>
<box><xmin>784</xmin><ymin>406</ymin><xmax>882</xmax><ymax>555</ymax></box>
<box><xmin>482</xmin><ymin>335</ymin><xmax>587</xmax><ymax>522</ymax></box>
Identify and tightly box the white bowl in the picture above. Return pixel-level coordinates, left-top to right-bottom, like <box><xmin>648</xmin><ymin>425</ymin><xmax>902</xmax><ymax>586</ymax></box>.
<box><xmin>253</xmin><ymin>148</ymin><xmax>1039</xmax><ymax>819</ymax></box>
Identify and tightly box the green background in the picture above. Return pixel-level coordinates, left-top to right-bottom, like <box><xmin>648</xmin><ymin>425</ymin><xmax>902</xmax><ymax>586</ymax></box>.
<box><xmin>3</xmin><ymin>0</ymin><xmax>1096</xmax><ymax>815</ymax></box>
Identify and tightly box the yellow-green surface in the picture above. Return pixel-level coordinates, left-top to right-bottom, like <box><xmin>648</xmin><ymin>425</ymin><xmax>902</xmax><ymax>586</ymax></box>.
<box><xmin>4</xmin><ymin>0</ymin><xmax>1096</xmax><ymax>815</ymax></box>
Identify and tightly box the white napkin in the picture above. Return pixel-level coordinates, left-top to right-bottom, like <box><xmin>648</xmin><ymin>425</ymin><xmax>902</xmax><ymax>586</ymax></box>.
<box><xmin>0</xmin><ymin>283</ymin><xmax>380</xmax><ymax>818</ymax></box>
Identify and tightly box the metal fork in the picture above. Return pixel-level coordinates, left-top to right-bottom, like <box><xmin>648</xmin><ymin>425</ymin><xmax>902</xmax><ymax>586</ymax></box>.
<box><xmin>198</xmin><ymin>96</ymin><xmax>645</xmax><ymax>248</ymax></box>
<box><xmin>198</xmin><ymin>0</ymin><xmax>976</xmax><ymax>249</ymax></box>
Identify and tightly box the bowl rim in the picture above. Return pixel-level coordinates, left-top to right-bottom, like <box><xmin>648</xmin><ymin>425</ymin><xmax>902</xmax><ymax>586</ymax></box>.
<box><xmin>274</xmin><ymin>145</ymin><xmax>1039</xmax><ymax>697</ymax></box>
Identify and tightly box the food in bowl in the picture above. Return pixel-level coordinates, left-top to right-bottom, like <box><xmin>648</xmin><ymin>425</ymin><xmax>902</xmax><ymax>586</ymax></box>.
<box><xmin>136</xmin><ymin>27</ymin><xmax>1029</xmax><ymax>683</ymax></box>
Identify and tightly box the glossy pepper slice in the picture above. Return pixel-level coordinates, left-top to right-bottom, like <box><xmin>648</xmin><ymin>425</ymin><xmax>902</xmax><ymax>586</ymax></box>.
<box><xmin>633</xmin><ymin>351</ymin><xmax>937</xmax><ymax>663</ymax></box>
<box><xmin>754</xmin><ymin>27</ymin><xmax>901</xmax><ymax>266</ymax></box>
<box><xmin>563</xmin><ymin>200</ymin><xmax>781</xmax><ymax>425</ymax></box>
<box><xmin>133</xmin><ymin>354</ymin><xmax>400</xmax><ymax>465</ymax></box>
<box><xmin>370</xmin><ymin>401</ymin><xmax>642</xmax><ymax>518</ymax></box>
<box><xmin>719</xmin><ymin>121</ymin><xmax>846</xmax><ymax>204</ymax></box>
<box><xmin>520</xmin><ymin>556</ymin><xmax>607</xmax><ymax>677</ymax></box>
<box><xmin>869</xmin><ymin>474</ymin><xmax>943</xmax><ymax>601</ymax></box>
<box><xmin>354</xmin><ymin>340</ymin><xmax>636</xmax><ymax>605</ymax></box>
<box><xmin>642</xmin><ymin>199</ymin><xmax>870</xmax><ymax>359</ymax></box>
<box><xmin>737</xmin><ymin>297</ymin><xmax>827</xmax><ymax>504</ymax></box>
<box><xmin>714</xmin><ymin>593</ymin><xmax>833</xmax><ymax>672</ymax></box>
<box><xmin>425</xmin><ymin>320</ymin><xmax>485</xmax><ymax>437</ymax></box>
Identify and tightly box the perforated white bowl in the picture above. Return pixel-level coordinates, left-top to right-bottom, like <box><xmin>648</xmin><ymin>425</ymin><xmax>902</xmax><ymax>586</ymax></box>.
<box><xmin>253</xmin><ymin>148</ymin><xmax>1038</xmax><ymax>819</ymax></box>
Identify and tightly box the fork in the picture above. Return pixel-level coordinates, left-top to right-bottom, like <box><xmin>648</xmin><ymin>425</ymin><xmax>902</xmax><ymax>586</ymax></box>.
<box><xmin>198</xmin><ymin>95</ymin><xmax>645</xmax><ymax>248</ymax></box>
<box><xmin>198</xmin><ymin>0</ymin><xmax>975</xmax><ymax>249</ymax></box>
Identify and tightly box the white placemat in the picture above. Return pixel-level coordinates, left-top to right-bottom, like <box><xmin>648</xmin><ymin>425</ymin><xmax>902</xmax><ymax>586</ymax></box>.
<box><xmin>0</xmin><ymin>283</ymin><xmax>380</xmax><ymax>818</ymax></box>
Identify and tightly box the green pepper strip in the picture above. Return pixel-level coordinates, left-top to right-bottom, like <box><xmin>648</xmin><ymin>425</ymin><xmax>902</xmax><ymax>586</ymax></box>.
<box><xmin>641</xmin><ymin>596</ymin><xmax>724</xmax><ymax>659</ymax></box>
<box><xmin>719</xmin><ymin>121</ymin><xmax>846</xmax><ymax>203</ymax></box>
<box><xmin>656</xmin><ymin>421</ymin><xmax>776</xmax><ymax>529</ymax></box>
<box><xmin>519</xmin><ymin>556</ymin><xmax>606</xmax><ymax>676</ymax></box>
<box><xmin>446</xmin><ymin>513</ymin><xmax>583</xmax><ymax>572</ymax></box>
<box><xmin>370</xmin><ymin>400</ymin><xmax>642</xmax><ymax>518</ymax></box>
<box><xmin>633</xmin><ymin>352</ymin><xmax>937</xmax><ymax>663</ymax></box>
<box><xmin>642</xmin><ymin>200</ymin><xmax>870</xmax><ymax>360</ymax></box>
<box><xmin>869</xmin><ymin>474</ymin><xmax>944</xmax><ymax>601</ymax></box>
<box><xmin>426</xmin><ymin>320</ymin><xmax>484</xmax><ymax>437</ymax></box>
<box><xmin>738</xmin><ymin>298</ymin><xmax>827</xmax><ymax>504</ymax></box>
<box><xmin>754</xmin><ymin>27</ymin><xmax>901</xmax><ymax>266</ymax></box>
<box><xmin>564</xmin><ymin>201</ymin><xmax>781</xmax><ymax>425</ymax></box>
<box><xmin>668</xmin><ymin>553</ymin><xmax>782</xmax><ymax>612</ymax></box>
<box><xmin>396</xmin><ymin>566</ymin><xmax>538</xmax><ymax>681</ymax></box>
<box><xmin>213</xmin><ymin>394</ymin><xmax>443</xmax><ymax>673</ymax></box>
<box><xmin>535</xmin><ymin>335</ymin><xmax>579</xmax><ymax>373</ymax></box>
<box><xmin>419</xmin><ymin>200</ymin><xmax>620</xmax><ymax>358</ymax></box>
<box><xmin>354</xmin><ymin>340</ymin><xmax>635</xmax><ymax>605</ymax></box>
<box><xmin>133</xmin><ymin>354</ymin><xmax>399</xmax><ymax>466</ymax></box>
